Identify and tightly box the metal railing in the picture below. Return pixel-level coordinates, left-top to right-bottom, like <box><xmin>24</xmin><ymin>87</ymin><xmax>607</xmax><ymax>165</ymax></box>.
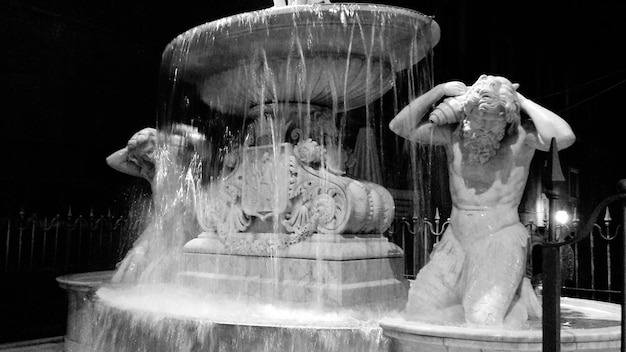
<box><xmin>4</xmin><ymin>200</ymin><xmax>612</xmax><ymax>306</ymax></box>
<box><xmin>524</xmin><ymin>216</ymin><xmax>623</xmax><ymax>304</ymax></box>
<box><xmin>385</xmin><ymin>211</ymin><xmax>448</xmax><ymax>279</ymax></box>
<box><xmin>384</xmin><ymin>192</ymin><xmax>624</xmax><ymax>352</ymax></box>
<box><xmin>542</xmin><ymin>184</ymin><xmax>626</xmax><ymax>351</ymax></box>
<box><xmin>1</xmin><ymin>208</ymin><xmax>140</xmax><ymax>274</ymax></box>
<box><xmin>386</xmin><ymin>210</ymin><xmax>624</xmax><ymax>300</ymax></box>
<box><xmin>1</xmin><ymin>194</ymin><xmax>622</xmax><ymax>348</ymax></box>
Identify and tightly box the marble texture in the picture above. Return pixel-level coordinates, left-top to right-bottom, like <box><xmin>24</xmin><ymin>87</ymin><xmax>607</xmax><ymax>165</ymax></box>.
<box><xmin>166</xmin><ymin>4</ymin><xmax>440</xmax><ymax>115</ymax></box>
<box><xmin>56</xmin><ymin>271</ymin><xmax>114</xmax><ymax>352</ymax></box>
<box><xmin>89</xmin><ymin>303</ymin><xmax>390</xmax><ymax>352</ymax></box>
<box><xmin>379</xmin><ymin>297</ymin><xmax>622</xmax><ymax>352</ymax></box>
<box><xmin>184</xmin><ymin>233</ymin><xmax>403</xmax><ymax>260</ymax></box>
<box><xmin>181</xmin><ymin>234</ymin><xmax>408</xmax><ymax>308</ymax></box>
<box><xmin>0</xmin><ymin>338</ymin><xmax>63</xmax><ymax>352</ymax></box>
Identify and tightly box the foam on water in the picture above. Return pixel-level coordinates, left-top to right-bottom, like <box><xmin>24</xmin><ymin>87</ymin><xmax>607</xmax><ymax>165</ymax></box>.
<box><xmin>97</xmin><ymin>284</ymin><xmax>396</xmax><ymax>329</ymax></box>
<box><xmin>91</xmin><ymin>284</ymin><xmax>392</xmax><ymax>352</ymax></box>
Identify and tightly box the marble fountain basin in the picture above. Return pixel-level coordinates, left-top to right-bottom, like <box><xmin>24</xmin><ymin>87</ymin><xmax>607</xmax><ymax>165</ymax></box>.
<box><xmin>164</xmin><ymin>3</ymin><xmax>440</xmax><ymax>115</ymax></box>
<box><xmin>380</xmin><ymin>296</ymin><xmax>622</xmax><ymax>352</ymax></box>
<box><xmin>58</xmin><ymin>272</ymin><xmax>621</xmax><ymax>352</ymax></box>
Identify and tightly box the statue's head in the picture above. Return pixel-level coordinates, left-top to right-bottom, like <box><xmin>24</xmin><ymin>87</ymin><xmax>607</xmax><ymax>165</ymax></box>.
<box><xmin>458</xmin><ymin>75</ymin><xmax>521</xmax><ymax>164</ymax></box>
<box><xmin>127</xmin><ymin>128</ymin><xmax>157</xmax><ymax>180</ymax></box>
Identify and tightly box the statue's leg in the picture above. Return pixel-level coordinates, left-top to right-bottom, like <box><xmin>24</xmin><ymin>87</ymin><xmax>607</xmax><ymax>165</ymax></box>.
<box><xmin>405</xmin><ymin>230</ymin><xmax>465</xmax><ymax>321</ymax></box>
<box><xmin>501</xmin><ymin>276</ymin><xmax>542</xmax><ymax>328</ymax></box>
<box><xmin>462</xmin><ymin>223</ymin><xmax>528</xmax><ymax>326</ymax></box>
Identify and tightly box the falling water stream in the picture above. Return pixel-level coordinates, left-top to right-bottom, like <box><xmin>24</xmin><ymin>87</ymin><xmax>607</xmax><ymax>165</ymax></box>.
<box><xmin>54</xmin><ymin>3</ymin><xmax>625</xmax><ymax>352</ymax></box>
<box><xmin>86</xmin><ymin>3</ymin><xmax>443</xmax><ymax>351</ymax></box>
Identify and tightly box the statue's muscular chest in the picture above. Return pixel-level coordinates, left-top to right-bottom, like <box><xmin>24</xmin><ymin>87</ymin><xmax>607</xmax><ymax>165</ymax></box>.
<box><xmin>447</xmin><ymin>133</ymin><xmax>533</xmax><ymax>197</ymax></box>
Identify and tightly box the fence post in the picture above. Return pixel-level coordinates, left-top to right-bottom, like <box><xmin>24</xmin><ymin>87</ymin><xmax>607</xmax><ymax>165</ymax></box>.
<box><xmin>4</xmin><ymin>218</ymin><xmax>11</xmax><ymax>271</ymax></box>
<box><xmin>542</xmin><ymin>138</ymin><xmax>566</xmax><ymax>352</ymax></box>
<box><xmin>619</xmin><ymin>180</ymin><xmax>626</xmax><ymax>352</ymax></box>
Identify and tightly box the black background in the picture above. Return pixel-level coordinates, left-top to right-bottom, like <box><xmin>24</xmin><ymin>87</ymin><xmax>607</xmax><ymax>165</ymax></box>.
<box><xmin>1</xmin><ymin>0</ymin><xmax>624</xmax><ymax>216</ymax></box>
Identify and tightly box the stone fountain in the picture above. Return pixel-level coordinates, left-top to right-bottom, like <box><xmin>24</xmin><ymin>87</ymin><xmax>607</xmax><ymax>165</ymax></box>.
<box><xmin>56</xmin><ymin>2</ymin><xmax>621</xmax><ymax>352</ymax></box>
<box><xmin>60</xmin><ymin>3</ymin><xmax>439</xmax><ymax>351</ymax></box>
<box><xmin>157</xmin><ymin>1</ymin><xmax>442</xmax><ymax>310</ymax></box>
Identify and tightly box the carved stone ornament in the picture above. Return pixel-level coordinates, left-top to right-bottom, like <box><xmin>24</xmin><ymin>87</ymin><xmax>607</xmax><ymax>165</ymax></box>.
<box><xmin>194</xmin><ymin>140</ymin><xmax>394</xmax><ymax>255</ymax></box>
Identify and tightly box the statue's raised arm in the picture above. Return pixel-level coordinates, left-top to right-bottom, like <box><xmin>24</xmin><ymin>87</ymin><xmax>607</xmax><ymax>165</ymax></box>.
<box><xmin>106</xmin><ymin>124</ymin><xmax>210</xmax><ymax>191</ymax></box>
<box><xmin>106</xmin><ymin>127</ymin><xmax>157</xmax><ymax>185</ymax></box>
<box><xmin>517</xmin><ymin>91</ymin><xmax>576</xmax><ymax>151</ymax></box>
<box><xmin>389</xmin><ymin>81</ymin><xmax>467</xmax><ymax>145</ymax></box>
<box><xmin>392</xmin><ymin>74</ymin><xmax>576</xmax><ymax>328</ymax></box>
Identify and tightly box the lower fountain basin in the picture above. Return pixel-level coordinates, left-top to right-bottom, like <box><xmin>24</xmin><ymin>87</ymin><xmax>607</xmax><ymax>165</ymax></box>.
<box><xmin>57</xmin><ymin>272</ymin><xmax>622</xmax><ymax>352</ymax></box>
<box><xmin>380</xmin><ymin>297</ymin><xmax>622</xmax><ymax>352</ymax></box>
<box><xmin>88</xmin><ymin>285</ymin><xmax>392</xmax><ymax>352</ymax></box>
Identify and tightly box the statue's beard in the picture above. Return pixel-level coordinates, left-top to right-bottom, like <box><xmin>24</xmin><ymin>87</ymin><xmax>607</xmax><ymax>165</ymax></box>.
<box><xmin>461</xmin><ymin>128</ymin><xmax>505</xmax><ymax>164</ymax></box>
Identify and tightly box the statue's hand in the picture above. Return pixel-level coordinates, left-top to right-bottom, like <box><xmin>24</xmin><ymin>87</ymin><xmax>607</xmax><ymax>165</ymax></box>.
<box><xmin>442</xmin><ymin>81</ymin><xmax>468</xmax><ymax>97</ymax></box>
<box><xmin>428</xmin><ymin>82</ymin><xmax>467</xmax><ymax>125</ymax></box>
<box><xmin>129</xmin><ymin>127</ymin><xmax>157</xmax><ymax>145</ymax></box>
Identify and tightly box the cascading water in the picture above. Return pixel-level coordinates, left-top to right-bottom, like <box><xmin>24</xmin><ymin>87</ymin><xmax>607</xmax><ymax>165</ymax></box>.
<box><xmin>69</xmin><ymin>3</ymin><xmax>440</xmax><ymax>352</ymax></box>
<box><xmin>56</xmin><ymin>2</ymin><xmax>623</xmax><ymax>352</ymax></box>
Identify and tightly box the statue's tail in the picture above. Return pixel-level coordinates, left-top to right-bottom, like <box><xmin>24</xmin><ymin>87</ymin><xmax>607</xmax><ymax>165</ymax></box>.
<box><xmin>519</xmin><ymin>277</ymin><xmax>542</xmax><ymax>319</ymax></box>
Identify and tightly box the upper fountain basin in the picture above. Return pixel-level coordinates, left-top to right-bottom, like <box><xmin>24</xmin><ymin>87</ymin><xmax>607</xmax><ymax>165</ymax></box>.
<box><xmin>162</xmin><ymin>3</ymin><xmax>440</xmax><ymax>115</ymax></box>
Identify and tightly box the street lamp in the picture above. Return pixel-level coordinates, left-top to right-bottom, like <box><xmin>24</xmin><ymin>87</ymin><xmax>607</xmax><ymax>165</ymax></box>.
<box><xmin>555</xmin><ymin>210</ymin><xmax>569</xmax><ymax>225</ymax></box>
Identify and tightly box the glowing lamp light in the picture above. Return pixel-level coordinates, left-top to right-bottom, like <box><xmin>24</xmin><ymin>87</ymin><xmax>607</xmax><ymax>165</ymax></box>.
<box><xmin>555</xmin><ymin>210</ymin><xmax>569</xmax><ymax>225</ymax></box>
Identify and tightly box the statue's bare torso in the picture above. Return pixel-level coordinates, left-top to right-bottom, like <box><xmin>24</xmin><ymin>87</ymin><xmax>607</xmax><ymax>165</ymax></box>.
<box><xmin>446</xmin><ymin>123</ymin><xmax>535</xmax><ymax>245</ymax></box>
<box><xmin>389</xmin><ymin>76</ymin><xmax>574</xmax><ymax>327</ymax></box>
<box><xmin>405</xmin><ymin>121</ymin><xmax>541</xmax><ymax>326</ymax></box>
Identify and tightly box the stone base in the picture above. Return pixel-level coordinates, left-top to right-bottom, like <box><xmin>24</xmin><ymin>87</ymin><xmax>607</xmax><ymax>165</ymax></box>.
<box><xmin>180</xmin><ymin>233</ymin><xmax>408</xmax><ymax>309</ymax></box>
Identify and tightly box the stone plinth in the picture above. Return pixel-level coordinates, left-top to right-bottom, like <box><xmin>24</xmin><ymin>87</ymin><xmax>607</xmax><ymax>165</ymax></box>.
<box><xmin>181</xmin><ymin>233</ymin><xmax>408</xmax><ymax>309</ymax></box>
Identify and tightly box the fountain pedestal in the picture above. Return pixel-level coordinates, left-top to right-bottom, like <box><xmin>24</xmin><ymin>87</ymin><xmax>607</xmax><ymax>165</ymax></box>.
<box><xmin>154</xmin><ymin>2</ymin><xmax>438</xmax><ymax>312</ymax></box>
<box><xmin>182</xmin><ymin>233</ymin><xmax>408</xmax><ymax>308</ymax></box>
<box><xmin>183</xmin><ymin>128</ymin><xmax>406</xmax><ymax>308</ymax></box>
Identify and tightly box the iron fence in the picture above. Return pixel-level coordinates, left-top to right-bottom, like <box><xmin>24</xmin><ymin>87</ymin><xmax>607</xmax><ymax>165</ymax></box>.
<box><xmin>384</xmin><ymin>214</ymin><xmax>624</xmax><ymax>303</ymax></box>
<box><xmin>561</xmin><ymin>215</ymin><xmax>623</xmax><ymax>303</ymax></box>
<box><xmin>1</xmin><ymin>207</ymin><xmax>621</xmax><ymax>301</ymax></box>
<box><xmin>384</xmin><ymin>214</ymin><xmax>447</xmax><ymax>279</ymax></box>
<box><xmin>0</xmin><ymin>205</ymin><xmax>622</xmax><ymax>344</ymax></box>
<box><xmin>1</xmin><ymin>209</ymin><xmax>140</xmax><ymax>274</ymax></box>
<box><xmin>0</xmin><ymin>208</ymin><xmax>143</xmax><ymax>343</ymax></box>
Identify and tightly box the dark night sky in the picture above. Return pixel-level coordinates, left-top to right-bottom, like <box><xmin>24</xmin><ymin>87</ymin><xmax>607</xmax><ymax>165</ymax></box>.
<box><xmin>1</xmin><ymin>0</ymin><xmax>625</xmax><ymax>217</ymax></box>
